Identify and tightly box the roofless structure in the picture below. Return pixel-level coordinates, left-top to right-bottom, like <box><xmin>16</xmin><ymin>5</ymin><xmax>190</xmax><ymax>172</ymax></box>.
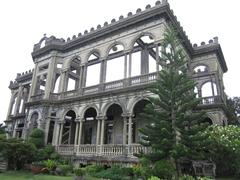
<box><xmin>5</xmin><ymin>0</ymin><xmax>228</xmax><ymax>166</ymax></box>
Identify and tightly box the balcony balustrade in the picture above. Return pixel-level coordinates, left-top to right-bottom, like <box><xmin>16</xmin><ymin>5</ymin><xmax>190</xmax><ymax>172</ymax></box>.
<box><xmin>56</xmin><ymin>144</ymin><xmax>150</xmax><ymax>157</ymax></box>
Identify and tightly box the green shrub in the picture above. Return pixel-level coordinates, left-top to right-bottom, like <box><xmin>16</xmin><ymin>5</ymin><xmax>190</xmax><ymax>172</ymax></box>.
<box><xmin>43</xmin><ymin>159</ymin><xmax>57</xmax><ymax>171</ymax></box>
<box><xmin>152</xmin><ymin>160</ymin><xmax>176</xmax><ymax>179</ymax></box>
<box><xmin>93</xmin><ymin>165</ymin><xmax>132</xmax><ymax>180</ymax></box>
<box><xmin>148</xmin><ymin>176</ymin><xmax>161</xmax><ymax>180</ymax></box>
<box><xmin>56</xmin><ymin>164</ymin><xmax>72</xmax><ymax>176</ymax></box>
<box><xmin>36</xmin><ymin>145</ymin><xmax>59</xmax><ymax>161</ymax></box>
<box><xmin>0</xmin><ymin>138</ymin><xmax>36</xmax><ymax>170</ymax></box>
<box><xmin>85</xmin><ymin>164</ymin><xmax>104</xmax><ymax>175</ymax></box>
<box><xmin>28</xmin><ymin>129</ymin><xmax>45</xmax><ymax>149</ymax></box>
<box><xmin>74</xmin><ymin>168</ymin><xmax>86</xmax><ymax>176</ymax></box>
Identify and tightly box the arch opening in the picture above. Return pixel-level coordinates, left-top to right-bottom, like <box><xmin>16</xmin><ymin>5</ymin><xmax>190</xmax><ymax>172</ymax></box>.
<box><xmin>132</xmin><ymin>99</ymin><xmax>152</xmax><ymax>143</ymax></box>
<box><xmin>82</xmin><ymin>108</ymin><xmax>97</xmax><ymax>144</ymax></box>
<box><xmin>62</xmin><ymin>110</ymin><xmax>76</xmax><ymax>145</ymax></box>
<box><xmin>104</xmin><ymin>104</ymin><xmax>123</xmax><ymax>144</ymax></box>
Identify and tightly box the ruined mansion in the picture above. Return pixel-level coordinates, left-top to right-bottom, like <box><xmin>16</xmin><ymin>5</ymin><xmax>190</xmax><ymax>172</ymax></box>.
<box><xmin>5</xmin><ymin>0</ymin><xmax>228</xmax><ymax>165</ymax></box>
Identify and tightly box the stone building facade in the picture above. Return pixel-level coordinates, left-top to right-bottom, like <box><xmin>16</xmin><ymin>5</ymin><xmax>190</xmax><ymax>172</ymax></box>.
<box><xmin>5</xmin><ymin>0</ymin><xmax>228</xmax><ymax>165</ymax></box>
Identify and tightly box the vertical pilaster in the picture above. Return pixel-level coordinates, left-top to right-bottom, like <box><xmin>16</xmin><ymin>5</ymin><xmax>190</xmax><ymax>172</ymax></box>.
<box><xmin>156</xmin><ymin>45</ymin><xmax>160</xmax><ymax>71</ymax></box>
<box><xmin>96</xmin><ymin>117</ymin><xmax>101</xmax><ymax>145</ymax></box>
<box><xmin>6</xmin><ymin>91</ymin><xmax>14</xmax><ymax>118</ymax></box>
<box><xmin>122</xmin><ymin>115</ymin><xmax>127</xmax><ymax>145</ymax></box>
<box><xmin>44</xmin><ymin>56</ymin><xmax>56</xmax><ymax>99</ymax></box>
<box><xmin>100</xmin><ymin>117</ymin><xmax>106</xmax><ymax>145</ymax></box>
<box><xmin>74</xmin><ymin>121</ymin><xmax>79</xmax><ymax>145</ymax></box>
<box><xmin>81</xmin><ymin>64</ymin><xmax>87</xmax><ymax>88</ymax></box>
<box><xmin>78</xmin><ymin>118</ymin><xmax>84</xmax><ymax>145</ymax></box>
<box><xmin>14</xmin><ymin>86</ymin><xmax>23</xmax><ymax>115</ymax></box>
<box><xmin>128</xmin><ymin>54</ymin><xmax>132</xmax><ymax>77</ymax></box>
<box><xmin>58</xmin><ymin>122</ymin><xmax>64</xmax><ymax>145</ymax></box>
<box><xmin>124</xmin><ymin>54</ymin><xmax>128</xmax><ymax>79</ymax></box>
<box><xmin>28</xmin><ymin>64</ymin><xmax>38</xmax><ymax>101</ymax></box>
<box><xmin>128</xmin><ymin>116</ymin><xmax>133</xmax><ymax>145</ymax></box>
<box><xmin>141</xmin><ymin>48</ymin><xmax>149</xmax><ymax>75</ymax></box>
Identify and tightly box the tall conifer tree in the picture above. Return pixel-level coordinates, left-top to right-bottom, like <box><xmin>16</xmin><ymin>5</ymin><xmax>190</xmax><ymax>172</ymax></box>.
<box><xmin>139</xmin><ymin>27</ymin><xmax>206</xmax><ymax>174</ymax></box>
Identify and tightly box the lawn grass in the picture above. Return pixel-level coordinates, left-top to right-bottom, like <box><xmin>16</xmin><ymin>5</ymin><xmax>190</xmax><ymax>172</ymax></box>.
<box><xmin>0</xmin><ymin>171</ymin><xmax>100</xmax><ymax>180</ymax></box>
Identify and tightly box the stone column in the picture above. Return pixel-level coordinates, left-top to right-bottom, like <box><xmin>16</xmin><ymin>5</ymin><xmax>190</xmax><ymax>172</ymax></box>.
<box><xmin>6</xmin><ymin>91</ymin><xmax>15</xmax><ymax>118</ymax></box>
<box><xmin>58</xmin><ymin>122</ymin><xmax>64</xmax><ymax>145</ymax></box>
<box><xmin>74</xmin><ymin>120</ymin><xmax>80</xmax><ymax>145</ymax></box>
<box><xmin>141</xmin><ymin>48</ymin><xmax>149</xmax><ymax>75</ymax></box>
<box><xmin>156</xmin><ymin>45</ymin><xmax>160</xmax><ymax>71</ymax></box>
<box><xmin>44</xmin><ymin>56</ymin><xmax>56</xmax><ymax>99</ymax></box>
<box><xmin>58</xmin><ymin>69</ymin><xmax>67</xmax><ymax>93</ymax></box>
<box><xmin>96</xmin><ymin>117</ymin><xmax>101</xmax><ymax>145</ymax></box>
<box><xmin>100</xmin><ymin>116</ymin><xmax>107</xmax><ymax>145</ymax></box>
<box><xmin>124</xmin><ymin>54</ymin><xmax>128</xmax><ymax>79</ymax></box>
<box><xmin>128</xmin><ymin>115</ymin><xmax>133</xmax><ymax>145</ymax></box>
<box><xmin>128</xmin><ymin>53</ymin><xmax>132</xmax><ymax>77</ymax></box>
<box><xmin>122</xmin><ymin>115</ymin><xmax>128</xmax><ymax>145</ymax></box>
<box><xmin>78</xmin><ymin>118</ymin><xmax>84</xmax><ymax>145</ymax></box>
<box><xmin>14</xmin><ymin>85</ymin><xmax>23</xmax><ymax>115</ymax></box>
<box><xmin>52</xmin><ymin>119</ymin><xmax>59</xmax><ymax>146</ymax></box>
<box><xmin>78</xmin><ymin>66</ymin><xmax>84</xmax><ymax>92</ymax></box>
<box><xmin>28</xmin><ymin>64</ymin><xmax>38</xmax><ymax>101</ymax></box>
<box><xmin>81</xmin><ymin>64</ymin><xmax>87</xmax><ymax>88</ymax></box>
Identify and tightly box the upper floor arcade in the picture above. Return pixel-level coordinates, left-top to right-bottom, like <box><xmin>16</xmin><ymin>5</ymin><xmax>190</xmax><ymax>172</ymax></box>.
<box><xmin>6</xmin><ymin>0</ymin><xmax>228</xmax><ymax>122</ymax></box>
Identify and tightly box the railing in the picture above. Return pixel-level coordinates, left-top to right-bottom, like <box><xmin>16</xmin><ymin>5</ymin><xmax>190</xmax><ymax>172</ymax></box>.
<box><xmin>83</xmin><ymin>85</ymin><xmax>99</xmax><ymax>95</ymax></box>
<box><xmin>31</xmin><ymin>93</ymin><xmax>44</xmax><ymax>101</ymax></box>
<box><xmin>50</xmin><ymin>93</ymin><xmax>60</xmax><ymax>100</ymax></box>
<box><xmin>200</xmin><ymin>96</ymin><xmax>222</xmax><ymax>105</ymax></box>
<box><xmin>56</xmin><ymin>145</ymin><xmax>76</xmax><ymax>155</ymax></box>
<box><xmin>101</xmin><ymin>144</ymin><xmax>125</xmax><ymax>156</ymax></box>
<box><xmin>104</xmin><ymin>80</ymin><xmax>124</xmax><ymax>90</ymax></box>
<box><xmin>130</xmin><ymin>72</ymin><xmax>157</xmax><ymax>85</ymax></box>
<box><xmin>62</xmin><ymin>90</ymin><xmax>78</xmax><ymax>98</ymax></box>
<box><xmin>57</xmin><ymin>144</ymin><xmax>150</xmax><ymax>157</ymax></box>
<box><xmin>77</xmin><ymin>145</ymin><xmax>97</xmax><ymax>156</ymax></box>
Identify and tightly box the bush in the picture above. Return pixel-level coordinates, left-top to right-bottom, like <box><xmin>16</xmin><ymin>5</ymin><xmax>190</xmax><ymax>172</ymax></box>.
<box><xmin>56</xmin><ymin>164</ymin><xmax>72</xmax><ymax>176</ymax></box>
<box><xmin>28</xmin><ymin>129</ymin><xmax>45</xmax><ymax>149</ymax></box>
<box><xmin>85</xmin><ymin>164</ymin><xmax>104</xmax><ymax>175</ymax></box>
<box><xmin>152</xmin><ymin>160</ymin><xmax>176</xmax><ymax>179</ymax></box>
<box><xmin>148</xmin><ymin>176</ymin><xmax>161</xmax><ymax>180</ymax></box>
<box><xmin>201</xmin><ymin>125</ymin><xmax>240</xmax><ymax>177</ymax></box>
<box><xmin>0</xmin><ymin>138</ymin><xmax>36</xmax><ymax>170</ymax></box>
<box><xmin>43</xmin><ymin>159</ymin><xmax>57</xmax><ymax>171</ymax></box>
<box><xmin>94</xmin><ymin>166</ymin><xmax>129</xmax><ymax>180</ymax></box>
<box><xmin>37</xmin><ymin>144</ymin><xmax>59</xmax><ymax>161</ymax></box>
<box><xmin>74</xmin><ymin>168</ymin><xmax>86</xmax><ymax>176</ymax></box>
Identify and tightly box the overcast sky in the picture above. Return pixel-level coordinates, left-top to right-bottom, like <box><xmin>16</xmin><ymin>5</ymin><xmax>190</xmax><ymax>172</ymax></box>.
<box><xmin>0</xmin><ymin>0</ymin><xmax>239</xmax><ymax>123</ymax></box>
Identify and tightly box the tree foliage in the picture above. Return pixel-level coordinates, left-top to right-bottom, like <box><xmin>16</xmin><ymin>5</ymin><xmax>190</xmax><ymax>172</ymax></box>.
<box><xmin>139</xmin><ymin>27</ymin><xmax>207</xmax><ymax>176</ymax></box>
<box><xmin>225</xmin><ymin>97</ymin><xmax>240</xmax><ymax>125</ymax></box>
<box><xmin>201</xmin><ymin>125</ymin><xmax>240</xmax><ymax>177</ymax></box>
<box><xmin>0</xmin><ymin>137</ymin><xmax>36</xmax><ymax>170</ymax></box>
<box><xmin>28</xmin><ymin>128</ymin><xmax>45</xmax><ymax>149</ymax></box>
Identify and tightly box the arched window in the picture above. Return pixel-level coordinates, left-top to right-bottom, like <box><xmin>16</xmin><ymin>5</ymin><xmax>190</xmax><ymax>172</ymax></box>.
<box><xmin>83</xmin><ymin>107</ymin><xmax>97</xmax><ymax>144</ymax></box>
<box><xmin>67</xmin><ymin>58</ymin><xmax>80</xmax><ymax>91</ymax></box>
<box><xmin>62</xmin><ymin>110</ymin><xmax>76</xmax><ymax>144</ymax></box>
<box><xmin>194</xmin><ymin>65</ymin><xmax>208</xmax><ymax>73</ymax></box>
<box><xmin>86</xmin><ymin>51</ymin><xmax>101</xmax><ymax>87</ymax></box>
<box><xmin>201</xmin><ymin>82</ymin><xmax>218</xmax><ymax>97</ymax></box>
<box><xmin>106</xmin><ymin>44</ymin><xmax>125</xmax><ymax>82</ymax></box>
<box><xmin>131</xmin><ymin>34</ymin><xmax>156</xmax><ymax>76</ymax></box>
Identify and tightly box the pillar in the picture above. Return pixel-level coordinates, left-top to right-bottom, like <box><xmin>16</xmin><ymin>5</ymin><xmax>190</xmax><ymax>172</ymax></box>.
<box><xmin>6</xmin><ymin>91</ymin><xmax>15</xmax><ymax>118</ymax></box>
<box><xmin>58</xmin><ymin>69</ymin><xmax>67</xmax><ymax>93</ymax></box>
<box><xmin>81</xmin><ymin>64</ymin><xmax>87</xmax><ymax>88</ymax></box>
<box><xmin>74</xmin><ymin>120</ymin><xmax>79</xmax><ymax>145</ymax></box>
<box><xmin>96</xmin><ymin>117</ymin><xmax>101</xmax><ymax>145</ymax></box>
<box><xmin>58</xmin><ymin>122</ymin><xmax>64</xmax><ymax>145</ymax></box>
<box><xmin>122</xmin><ymin>115</ymin><xmax>128</xmax><ymax>145</ymax></box>
<box><xmin>128</xmin><ymin>115</ymin><xmax>133</xmax><ymax>145</ymax></box>
<box><xmin>78</xmin><ymin>118</ymin><xmax>84</xmax><ymax>145</ymax></box>
<box><xmin>141</xmin><ymin>48</ymin><xmax>149</xmax><ymax>75</ymax></box>
<box><xmin>128</xmin><ymin>53</ymin><xmax>132</xmax><ymax>77</ymax></box>
<box><xmin>28</xmin><ymin>64</ymin><xmax>38</xmax><ymax>101</ymax></box>
<box><xmin>44</xmin><ymin>56</ymin><xmax>56</xmax><ymax>99</ymax></box>
<box><xmin>14</xmin><ymin>86</ymin><xmax>23</xmax><ymax>115</ymax></box>
<box><xmin>100</xmin><ymin>117</ymin><xmax>106</xmax><ymax>145</ymax></box>
<box><xmin>156</xmin><ymin>45</ymin><xmax>160</xmax><ymax>71</ymax></box>
<box><xmin>124</xmin><ymin>54</ymin><xmax>128</xmax><ymax>79</ymax></box>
